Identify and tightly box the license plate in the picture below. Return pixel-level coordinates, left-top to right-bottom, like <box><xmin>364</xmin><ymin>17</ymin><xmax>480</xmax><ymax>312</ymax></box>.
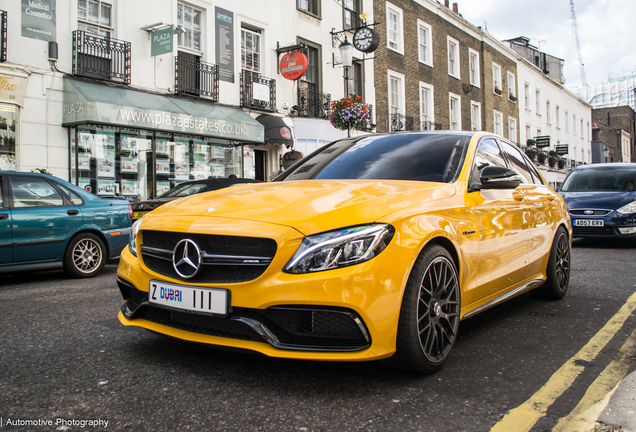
<box><xmin>574</xmin><ymin>219</ymin><xmax>604</xmax><ymax>227</ymax></box>
<box><xmin>133</xmin><ymin>211</ymin><xmax>148</xmax><ymax>219</ymax></box>
<box><xmin>148</xmin><ymin>280</ymin><xmax>228</xmax><ymax>316</ymax></box>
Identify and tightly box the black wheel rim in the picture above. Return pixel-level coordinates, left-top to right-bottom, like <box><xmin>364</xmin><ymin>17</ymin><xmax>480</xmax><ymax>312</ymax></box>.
<box><xmin>555</xmin><ymin>233</ymin><xmax>570</xmax><ymax>292</ymax></box>
<box><xmin>417</xmin><ymin>256</ymin><xmax>460</xmax><ymax>363</ymax></box>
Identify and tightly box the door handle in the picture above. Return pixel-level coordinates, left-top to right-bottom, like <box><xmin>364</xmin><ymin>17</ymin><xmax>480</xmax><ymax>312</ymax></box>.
<box><xmin>0</xmin><ymin>213</ymin><xmax>8</xmax><ymax>220</ymax></box>
<box><xmin>67</xmin><ymin>210</ymin><xmax>79</xmax><ymax>216</ymax></box>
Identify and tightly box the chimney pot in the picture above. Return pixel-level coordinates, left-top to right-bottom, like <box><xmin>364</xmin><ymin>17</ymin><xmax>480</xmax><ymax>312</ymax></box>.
<box><xmin>453</xmin><ymin>2</ymin><xmax>458</xmax><ymax>13</ymax></box>
<box><xmin>445</xmin><ymin>0</ymin><xmax>449</xmax><ymax>7</ymax></box>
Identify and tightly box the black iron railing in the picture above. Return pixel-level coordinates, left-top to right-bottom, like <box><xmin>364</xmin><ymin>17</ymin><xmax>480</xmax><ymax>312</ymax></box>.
<box><xmin>420</xmin><ymin>120</ymin><xmax>442</xmax><ymax>131</ymax></box>
<box><xmin>1</xmin><ymin>10</ymin><xmax>6</xmax><ymax>63</ymax></box>
<box><xmin>359</xmin><ymin>104</ymin><xmax>376</xmax><ymax>132</ymax></box>
<box><xmin>292</xmin><ymin>87</ymin><xmax>331</xmax><ymax>119</ymax></box>
<box><xmin>72</xmin><ymin>30</ymin><xmax>131</xmax><ymax>84</ymax></box>
<box><xmin>240</xmin><ymin>70</ymin><xmax>276</xmax><ymax>111</ymax></box>
<box><xmin>390</xmin><ymin>114</ymin><xmax>414</xmax><ymax>132</ymax></box>
<box><xmin>174</xmin><ymin>57</ymin><xmax>219</xmax><ymax>100</ymax></box>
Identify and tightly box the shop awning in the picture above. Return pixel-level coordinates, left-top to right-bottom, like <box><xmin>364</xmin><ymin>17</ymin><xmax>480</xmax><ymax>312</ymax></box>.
<box><xmin>255</xmin><ymin>114</ymin><xmax>294</xmax><ymax>148</ymax></box>
<box><xmin>62</xmin><ymin>78</ymin><xmax>264</xmax><ymax>143</ymax></box>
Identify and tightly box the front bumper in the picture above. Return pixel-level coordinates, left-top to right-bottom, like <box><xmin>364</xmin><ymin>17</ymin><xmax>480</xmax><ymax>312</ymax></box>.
<box><xmin>571</xmin><ymin>214</ymin><xmax>636</xmax><ymax>238</ymax></box>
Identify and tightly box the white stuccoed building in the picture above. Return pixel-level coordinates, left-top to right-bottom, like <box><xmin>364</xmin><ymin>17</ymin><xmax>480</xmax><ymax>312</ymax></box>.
<box><xmin>516</xmin><ymin>57</ymin><xmax>592</xmax><ymax>186</ymax></box>
<box><xmin>0</xmin><ymin>0</ymin><xmax>375</xmax><ymax>199</ymax></box>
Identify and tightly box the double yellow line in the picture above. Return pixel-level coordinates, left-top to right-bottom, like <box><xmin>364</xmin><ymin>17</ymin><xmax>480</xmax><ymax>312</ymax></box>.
<box><xmin>491</xmin><ymin>291</ymin><xmax>636</xmax><ymax>432</ymax></box>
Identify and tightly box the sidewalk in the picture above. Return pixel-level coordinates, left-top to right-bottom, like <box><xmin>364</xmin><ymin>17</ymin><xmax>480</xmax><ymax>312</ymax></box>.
<box><xmin>595</xmin><ymin>369</ymin><xmax>636</xmax><ymax>431</ymax></box>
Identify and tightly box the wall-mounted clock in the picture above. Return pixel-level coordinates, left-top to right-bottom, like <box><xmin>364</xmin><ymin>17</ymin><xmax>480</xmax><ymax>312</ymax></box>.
<box><xmin>352</xmin><ymin>27</ymin><xmax>380</xmax><ymax>53</ymax></box>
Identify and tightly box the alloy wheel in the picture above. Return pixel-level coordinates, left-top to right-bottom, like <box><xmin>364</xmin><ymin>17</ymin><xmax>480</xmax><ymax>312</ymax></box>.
<box><xmin>72</xmin><ymin>238</ymin><xmax>103</xmax><ymax>274</ymax></box>
<box><xmin>417</xmin><ymin>256</ymin><xmax>460</xmax><ymax>362</ymax></box>
<box><xmin>555</xmin><ymin>233</ymin><xmax>570</xmax><ymax>292</ymax></box>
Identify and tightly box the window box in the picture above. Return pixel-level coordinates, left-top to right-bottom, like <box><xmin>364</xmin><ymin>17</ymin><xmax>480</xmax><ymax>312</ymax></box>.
<box><xmin>494</xmin><ymin>87</ymin><xmax>502</xmax><ymax>96</ymax></box>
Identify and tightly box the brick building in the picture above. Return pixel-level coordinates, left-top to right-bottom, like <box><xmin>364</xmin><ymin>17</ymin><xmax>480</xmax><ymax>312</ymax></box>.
<box><xmin>592</xmin><ymin>106</ymin><xmax>636</xmax><ymax>162</ymax></box>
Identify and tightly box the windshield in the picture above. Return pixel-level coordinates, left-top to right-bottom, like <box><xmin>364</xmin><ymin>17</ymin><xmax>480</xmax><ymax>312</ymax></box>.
<box><xmin>158</xmin><ymin>183</ymin><xmax>208</xmax><ymax>198</ymax></box>
<box><xmin>561</xmin><ymin>167</ymin><xmax>636</xmax><ymax>192</ymax></box>
<box><xmin>276</xmin><ymin>133</ymin><xmax>471</xmax><ymax>183</ymax></box>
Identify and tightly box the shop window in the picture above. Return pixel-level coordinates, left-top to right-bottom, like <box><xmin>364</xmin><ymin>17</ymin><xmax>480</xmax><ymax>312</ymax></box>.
<box><xmin>0</xmin><ymin>103</ymin><xmax>18</xmax><ymax>171</ymax></box>
<box><xmin>177</xmin><ymin>3</ymin><xmax>202</xmax><ymax>51</ymax></box>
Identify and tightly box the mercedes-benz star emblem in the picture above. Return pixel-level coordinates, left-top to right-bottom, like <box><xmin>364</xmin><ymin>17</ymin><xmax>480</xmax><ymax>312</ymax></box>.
<box><xmin>173</xmin><ymin>239</ymin><xmax>202</xmax><ymax>279</ymax></box>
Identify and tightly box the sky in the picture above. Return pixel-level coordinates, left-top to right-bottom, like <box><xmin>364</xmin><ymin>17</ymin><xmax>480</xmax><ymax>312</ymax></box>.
<box><xmin>457</xmin><ymin>0</ymin><xmax>636</xmax><ymax>89</ymax></box>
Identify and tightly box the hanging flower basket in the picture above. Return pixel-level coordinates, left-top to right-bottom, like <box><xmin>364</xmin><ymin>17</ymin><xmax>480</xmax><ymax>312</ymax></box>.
<box><xmin>329</xmin><ymin>95</ymin><xmax>370</xmax><ymax>132</ymax></box>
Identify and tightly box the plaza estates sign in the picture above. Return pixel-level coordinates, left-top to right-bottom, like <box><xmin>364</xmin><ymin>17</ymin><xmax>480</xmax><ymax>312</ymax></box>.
<box><xmin>22</xmin><ymin>0</ymin><xmax>56</xmax><ymax>42</ymax></box>
<box><xmin>151</xmin><ymin>27</ymin><xmax>173</xmax><ymax>57</ymax></box>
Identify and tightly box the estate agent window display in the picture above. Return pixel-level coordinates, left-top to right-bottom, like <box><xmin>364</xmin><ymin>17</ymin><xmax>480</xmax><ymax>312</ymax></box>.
<box><xmin>70</xmin><ymin>126</ymin><xmax>243</xmax><ymax>200</ymax></box>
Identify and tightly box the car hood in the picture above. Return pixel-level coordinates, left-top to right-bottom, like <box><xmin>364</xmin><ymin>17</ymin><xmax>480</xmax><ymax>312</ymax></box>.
<box><xmin>147</xmin><ymin>180</ymin><xmax>456</xmax><ymax>235</ymax></box>
<box><xmin>131</xmin><ymin>198</ymin><xmax>175</xmax><ymax>210</ymax></box>
<box><xmin>560</xmin><ymin>191</ymin><xmax>636</xmax><ymax>211</ymax></box>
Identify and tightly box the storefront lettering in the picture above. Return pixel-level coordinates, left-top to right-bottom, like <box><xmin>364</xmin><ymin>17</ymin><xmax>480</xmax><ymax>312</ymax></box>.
<box><xmin>63</xmin><ymin>102</ymin><xmax>85</xmax><ymax>121</ymax></box>
<box><xmin>118</xmin><ymin>108</ymin><xmax>249</xmax><ymax>136</ymax></box>
<box><xmin>0</xmin><ymin>76</ymin><xmax>17</xmax><ymax>94</ymax></box>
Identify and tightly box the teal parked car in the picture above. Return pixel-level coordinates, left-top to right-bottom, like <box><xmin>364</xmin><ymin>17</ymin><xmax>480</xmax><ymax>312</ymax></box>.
<box><xmin>0</xmin><ymin>172</ymin><xmax>132</xmax><ymax>278</ymax></box>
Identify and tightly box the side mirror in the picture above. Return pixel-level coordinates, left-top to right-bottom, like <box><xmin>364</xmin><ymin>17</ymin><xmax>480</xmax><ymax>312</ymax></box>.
<box><xmin>479</xmin><ymin>166</ymin><xmax>522</xmax><ymax>190</ymax></box>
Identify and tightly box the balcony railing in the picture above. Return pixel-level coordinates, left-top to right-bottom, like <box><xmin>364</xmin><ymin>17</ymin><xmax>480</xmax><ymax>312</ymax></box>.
<box><xmin>240</xmin><ymin>70</ymin><xmax>276</xmax><ymax>112</ymax></box>
<box><xmin>359</xmin><ymin>104</ymin><xmax>376</xmax><ymax>132</ymax></box>
<box><xmin>420</xmin><ymin>120</ymin><xmax>443</xmax><ymax>131</ymax></box>
<box><xmin>390</xmin><ymin>114</ymin><xmax>414</xmax><ymax>132</ymax></box>
<box><xmin>291</xmin><ymin>87</ymin><xmax>331</xmax><ymax>119</ymax></box>
<box><xmin>174</xmin><ymin>57</ymin><xmax>219</xmax><ymax>101</ymax></box>
<box><xmin>1</xmin><ymin>10</ymin><xmax>6</xmax><ymax>63</ymax></box>
<box><xmin>72</xmin><ymin>30</ymin><xmax>131</xmax><ymax>84</ymax></box>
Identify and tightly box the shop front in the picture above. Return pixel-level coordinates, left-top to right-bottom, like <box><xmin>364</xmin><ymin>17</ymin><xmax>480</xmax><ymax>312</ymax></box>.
<box><xmin>0</xmin><ymin>67</ymin><xmax>28</xmax><ymax>172</ymax></box>
<box><xmin>62</xmin><ymin>79</ymin><xmax>264</xmax><ymax>200</ymax></box>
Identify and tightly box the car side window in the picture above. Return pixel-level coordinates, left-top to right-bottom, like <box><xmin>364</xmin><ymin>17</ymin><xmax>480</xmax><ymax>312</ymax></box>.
<box><xmin>498</xmin><ymin>141</ymin><xmax>537</xmax><ymax>184</ymax></box>
<box><xmin>11</xmin><ymin>177</ymin><xmax>65</xmax><ymax>208</ymax></box>
<box><xmin>472</xmin><ymin>139</ymin><xmax>507</xmax><ymax>173</ymax></box>
<box><xmin>59</xmin><ymin>185</ymin><xmax>85</xmax><ymax>206</ymax></box>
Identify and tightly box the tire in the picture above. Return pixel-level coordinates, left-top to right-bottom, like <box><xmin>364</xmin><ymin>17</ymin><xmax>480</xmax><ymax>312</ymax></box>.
<box><xmin>63</xmin><ymin>233</ymin><xmax>107</xmax><ymax>278</ymax></box>
<box><xmin>384</xmin><ymin>244</ymin><xmax>461</xmax><ymax>374</ymax></box>
<box><xmin>530</xmin><ymin>226</ymin><xmax>570</xmax><ymax>300</ymax></box>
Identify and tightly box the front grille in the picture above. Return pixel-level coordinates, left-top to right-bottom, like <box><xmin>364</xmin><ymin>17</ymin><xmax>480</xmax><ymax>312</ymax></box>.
<box><xmin>137</xmin><ymin>307</ymin><xmax>265</xmax><ymax>342</ymax></box>
<box><xmin>570</xmin><ymin>210</ymin><xmax>612</xmax><ymax>216</ymax></box>
<box><xmin>264</xmin><ymin>308</ymin><xmax>363</xmax><ymax>339</ymax></box>
<box><xmin>140</xmin><ymin>230</ymin><xmax>277</xmax><ymax>283</ymax></box>
<box><xmin>573</xmin><ymin>226</ymin><xmax>617</xmax><ymax>236</ymax></box>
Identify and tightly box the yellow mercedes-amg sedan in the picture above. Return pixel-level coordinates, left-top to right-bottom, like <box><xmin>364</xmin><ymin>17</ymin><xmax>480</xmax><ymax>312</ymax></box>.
<box><xmin>117</xmin><ymin>131</ymin><xmax>571</xmax><ymax>373</ymax></box>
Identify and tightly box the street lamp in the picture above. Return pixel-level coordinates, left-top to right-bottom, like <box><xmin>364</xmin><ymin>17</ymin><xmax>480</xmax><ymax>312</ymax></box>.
<box><xmin>339</xmin><ymin>36</ymin><xmax>353</xmax><ymax>97</ymax></box>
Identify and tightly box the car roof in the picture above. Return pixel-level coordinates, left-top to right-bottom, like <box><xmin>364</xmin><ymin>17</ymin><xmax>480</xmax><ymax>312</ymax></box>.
<box><xmin>572</xmin><ymin>163</ymin><xmax>636</xmax><ymax>171</ymax></box>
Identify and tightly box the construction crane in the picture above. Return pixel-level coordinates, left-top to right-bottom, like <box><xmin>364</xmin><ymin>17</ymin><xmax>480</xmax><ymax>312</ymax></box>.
<box><xmin>570</xmin><ymin>0</ymin><xmax>588</xmax><ymax>86</ymax></box>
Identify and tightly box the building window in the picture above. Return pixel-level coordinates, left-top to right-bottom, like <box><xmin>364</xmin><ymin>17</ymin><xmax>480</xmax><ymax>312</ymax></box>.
<box><xmin>526</xmin><ymin>124</ymin><xmax>531</xmax><ymax>142</ymax></box>
<box><xmin>524</xmin><ymin>83</ymin><xmax>530</xmax><ymax>109</ymax></box>
<box><xmin>535</xmin><ymin>89</ymin><xmax>540</xmax><ymax>114</ymax></box>
<box><xmin>177</xmin><ymin>3</ymin><xmax>202</xmax><ymax>51</ymax></box>
<box><xmin>449</xmin><ymin>93</ymin><xmax>461</xmax><ymax>130</ymax></box>
<box><xmin>492</xmin><ymin>63</ymin><xmax>502</xmax><ymax>95</ymax></box>
<box><xmin>507</xmin><ymin>71</ymin><xmax>516</xmax><ymax>101</ymax></box>
<box><xmin>419</xmin><ymin>82</ymin><xmax>434</xmax><ymax>127</ymax></box>
<box><xmin>447</xmin><ymin>36</ymin><xmax>460</xmax><ymax>79</ymax></box>
<box><xmin>0</xmin><ymin>104</ymin><xmax>18</xmax><ymax>171</ymax></box>
<box><xmin>386</xmin><ymin>3</ymin><xmax>403</xmax><ymax>54</ymax></box>
<box><xmin>565</xmin><ymin>110</ymin><xmax>569</xmax><ymax>132</ymax></box>
<box><xmin>556</xmin><ymin>105</ymin><xmax>560</xmax><ymax>128</ymax></box>
<box><xmin>241</xmin><ymin>27</ymin><xmax>260</xmax><ymax>73</ymax></box>
<box><xmin>78</xmin><ymin>0</ymin><xmax>112</xmax><ymax>37</ymax></box>
<box><xmin>469</xmin><ymin>48</ymin><xmax>480</xmax><ymax>87</ymax></box>
<box><xmin>537</xmin><ymin>127</ymin><xmax>542</xmax><ymax>137</ymax></box>
<box><xmin>494</xmin><ymin>110</ymin><xmax>503</xmax><ymax>136</ymax></box>
<box><xmin>343</xmin><ymin>0</ymin><xmax>360</xmax><ymax>29</ymax></box>
<box><xmin>417</xmin><ymin>20</ymin><xmax>432</xmax><ymax>66</ymax></box>
<box><xmin>388</xmin><ymin>70</ymin><xmax>405</xmax><ymax>115</ymax></box>
<box><xmin>470</xmin><ymin>101</ymin><xmax>481</xmax><ymax>131</ymax></box>
<box><xmin>546</xmin><ymin>100</ymin><xmax>551</xmax><ymax>124</ymax></box>
<box><xmin>573</xmin><ymin>114</ymin><xmax>577</xmax><ymax>135</ymax></box>
<box><xmin>587</xmin><ymin>121</ymin><xmax>590</xmax><ymax>140</ymax></box>
<box><xmin>352</xmin><ymin>59</ymin><xmax>363</xmax><ymax>98</ymax></box>
<box><xmin>580</xmin><ymin>118</ymin><xmax>584</xmax><ymax>138</ymax></box>
<box><xmin>298</xmin><ymin>0</ymin><xmax>320</xmax><ymax>17</ymax></box>
<box><xmin>508</xmin><ymin>116</ymin><xmax>517</xmax><ymax>143</ymax></box>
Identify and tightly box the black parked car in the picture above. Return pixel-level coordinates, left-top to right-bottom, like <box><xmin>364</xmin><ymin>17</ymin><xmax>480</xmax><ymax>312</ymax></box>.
<box><xmin>131</xmin><ymin>178</ymin><xmax>260</xmax><ymax>220</ymax></box>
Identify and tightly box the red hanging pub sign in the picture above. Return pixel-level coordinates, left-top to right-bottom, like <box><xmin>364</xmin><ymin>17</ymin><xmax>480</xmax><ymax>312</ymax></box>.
<box><xmin>279</xmin><ymin>52</ymin><xmax>308</xmax><ymax>80</ymax></box>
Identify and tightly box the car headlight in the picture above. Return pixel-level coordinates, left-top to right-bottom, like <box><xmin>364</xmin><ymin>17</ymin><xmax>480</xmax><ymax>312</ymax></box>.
<box><xmin>129</xmin><ymin>217</ymin><xmax>143</xmax><ymax>256</ymax></box>
<box><xmin>283</xmin><ymin>224</ymin><xmax>395</xmax><ymax>274</ymax></box>
<box><xmin>617</xmin><ymin>201</ymin><xmax>636</xmax><ymax>215</ymax></box>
